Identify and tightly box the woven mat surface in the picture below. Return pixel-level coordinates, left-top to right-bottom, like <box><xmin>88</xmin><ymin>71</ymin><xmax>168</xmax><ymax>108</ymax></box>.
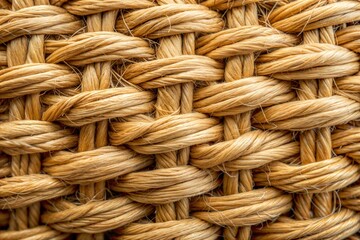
<box><xmin>0</xmin><ymin>0</ymin><xmax>360</xmax><ymax>239</ymax></box>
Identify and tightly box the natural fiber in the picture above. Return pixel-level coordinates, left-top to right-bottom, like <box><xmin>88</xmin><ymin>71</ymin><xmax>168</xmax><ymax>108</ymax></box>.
<box><xmin>0</xmin><ymin>0</ymin><xmax>360</xmax><ymax>239</ymax></box>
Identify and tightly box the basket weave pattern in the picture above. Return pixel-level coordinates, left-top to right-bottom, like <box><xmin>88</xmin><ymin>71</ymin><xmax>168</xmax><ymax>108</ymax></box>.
<box><xmin>1</xmin><ymin>0</ymin><xmax>360</xmax><ymax>239</ymax></box>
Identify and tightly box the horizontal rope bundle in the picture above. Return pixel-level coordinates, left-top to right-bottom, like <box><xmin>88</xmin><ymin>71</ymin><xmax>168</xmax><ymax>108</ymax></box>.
<box><xmin>0</xmin><ymin>0</ymin><xmax>360</xmax><ymax>239</ymax></box>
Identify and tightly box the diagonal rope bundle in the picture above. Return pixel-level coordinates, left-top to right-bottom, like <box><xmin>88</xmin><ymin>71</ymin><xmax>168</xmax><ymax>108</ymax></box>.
<box><xmin>0</xmin><ymin>0</ymin><xmax>360</xmax><ymax>239</ymax></box>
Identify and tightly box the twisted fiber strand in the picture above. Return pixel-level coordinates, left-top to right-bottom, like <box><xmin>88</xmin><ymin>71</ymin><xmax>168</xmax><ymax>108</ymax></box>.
<box><xmin>339</xmin><ymin>185</ymin><xmax>360</xmax><ymax>211</ymax></box>
<box><xmin>332</xmin><ymin>127</ymin><xmax>360</xmax><ymax>163</ymax></box>
<box><xmin>257</xmin><ymin>0</ymin><xmax>360</xmax><ymax>234</ymax></box>
<box><xmin>196</xmin><ymin>25</ymin><xmax>298</xmax><ymax>59</ymax></box>
<box><xmin>0</xmin><ymin>120</ymin><xmax>78</xmax><ymax>155</ymax></box>
<box><xmin>318</xmin><ymin>3</ymin><xmax>352</xmax><ymax>213</ymax></box>
<box><xmin>336</xmin><ymin>25</ymin><xmax>360</xmax><ymax>53</ymax></box>
<box><xmin>49</xmin><ymin>0</ymin><xmax>68</xmax><ymax>7</ymax></box>
<box><xmin>43</xmin><ymin>146</ymin><xmax>154</xmax><ymax>184</ymax></box>
<box><xmin>0</xmin><ymin>226</ymin><xmax>70</xmax><ymax>240</ymax></box>
<box><xmin>254</xmin><ymin>208</ymin><xmax>360</xmax><ymax>240</ymax></box>
<box><xmin>275</xmin><ymin>5</ymin><xmax>335</xmax><ymax>217</ymax></box>
<box><xmin>253</xmin><ymin>95</ymin><xmax>360</xmax><ymax>130</ymax></box>
<box><xmin>114</xmin><ymin>218</ymin><xmax>221</xmax><ymax>240</ymax></box>
<box><xmin>45</xmin><ymin>32</ymin><xmax>155</xmax><ymax>65</ymax></box>
<box><xmin>110</xmin><ymin>112</ymin><xmax>223</xmax><ymax>154</ymax></box>
<box><xmin>110</xmin><ymin>166</ymin><xmax>220</xmax><ymax>204</ymax></box>
<box><xmin>254</xmin><ymin>156</ymin><xmax>360</xmax><ymax>193</ymax></box>
<box><xmin>193</xmin><ymin>76</ymin><xmax>295</xmax><ymax>116</ymax></box>
<box><xmin>111</xmin><ymin>165</ymin><xmax>215</xmax><ymax>193</ymax></box>
<box><xmin>146</xmin><ymin>0</ymin><xmax>206</xmax><ymax>223</ymax></box>
<box><xmin>62</xmin><ymin>0</ymin><xmax>156</xmax><ymax>15</ymax></box>
<box><xmin>76</xmin><ymin>7</ymin><xmax>118</xmax><ymax>240</ymax></box>
<box><xmin>42</xmin><ymin>87</ymin><xmax>155</xmax><ymax>127</ymax></box>
<box><xmin>0</xmin><ymin>63</ymin><xmax>80</xmax><ymax>99</ymax></box>
<box><xmin>267</xmin><ymin>0</ymin><xmax>360</xmax><ymax>33</ymax></box>
<box><xmin>219</xmin><ymin>3</ymin><xmax>257</xmax><ymax>239</ymax></box>
<box><xmin>335</xmin><ymin>89</ymin><xmax>360</xmax><ymax>104</ymax></box>
<box><xmin>42</xmin><ymin>197</ymin><xmax>153</xmax><ymax>234</ymax></box>
<box><xmin>0</xmin><ymin>174</ymin><xmax>76</xmax><ymax>209</ymax></box>
<box><xmin>256</xmin><ymin>43</ymin><xmax>359</xmax><ymax>80</ymax></box>
<box><xmin>200</xmin><ymin>0</ymin><xmax>286</xmax><ymax>10</ymax></box>
<box><xmin>117</xmin><ymin>4</ymin><xmax>223</xmax><ymax>39</ymax></box>
<box><xmin>123</xmin><ymin>55</ymin><xmax>224</xmax><ymax>88</ymax></box>
<box><xmin>41</xmin><ymin>88</ymin><xmax>81</xmax><ymax>105</ymax></box>
<box><xmin>0</xmin><ymin>32</ymin><xmax>155</xmax><ymax>66</ymax></box>
<box><xmin>7</xmin><ymin>0</ymin><xmax>59</xmax><ymax>231</ymax></box>
<box><xmin>191</xmin><ymin>188</ymin><xmax>292</xmax><ymax>226</ymax></box>
<box><xmin>335</xmin><ymin>74</ymin><xmax>360</xmax><ymax>92</ymax></box>
<box><xmin>1</xmin><ymin>0</ymin><xmax>360</xmax><ymax>239</ymax></box>
<box><xmin>0</xmin><ymin>5</ymin><xmax>83</xmax><ymax>43</ymax></box>
<box><xmin>190</xmin><ymin>130</ymin><xmax>299</xmax><ymax>169</ymax></box>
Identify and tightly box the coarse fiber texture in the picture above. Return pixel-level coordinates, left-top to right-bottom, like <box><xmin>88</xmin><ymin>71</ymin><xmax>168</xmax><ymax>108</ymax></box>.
<box><xmin>1</xmin><ymin>0</ymin><xmax>360</xmax><ymax>239</ymax></box>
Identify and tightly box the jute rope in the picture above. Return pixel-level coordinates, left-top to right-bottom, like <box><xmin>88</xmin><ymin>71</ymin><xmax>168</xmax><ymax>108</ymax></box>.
<box><xmin>0</xmin><ymin>0</ymin><xmax>360</xmax><ymax>239</ymax></box>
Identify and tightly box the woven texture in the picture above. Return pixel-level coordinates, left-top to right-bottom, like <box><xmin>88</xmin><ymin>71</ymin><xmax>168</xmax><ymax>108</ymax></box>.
<box><xmin>1</xmin><ymin>0</ymin><xmax>360</xmax><ymax>239</ymax></box>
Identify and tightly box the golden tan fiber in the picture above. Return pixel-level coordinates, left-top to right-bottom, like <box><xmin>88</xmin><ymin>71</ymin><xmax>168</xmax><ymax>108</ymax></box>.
<box><xmin>110</xmin><ymin>113</ymin><xmax>223</xmax><ymax>154</ymax></box>
<box><xmin>253</xmin><ymin>95</ymin><xmax>360</xmax><ymax>130</ymax></box>
<box><xmin>1</xmin><ymin>0</ymin><xmax>360</xmax><ymax>239</ymax></box>
<box><xmin>336</xmin><ymin>26</ymin><xmax>360</xmax><ymax>53</ymax></box>
<box><xmin>256</xmin><ymin>44</ymin><xmax>360</xmax><ymax>80</ymax></box>
<box><xmin>336</xmin><ymin>75</ymin><xmax>360</xmax><ymax>92</ymax></box>
<box><xmin>267</xmin><ymin>1</ymin><xmax>360</xmax><ymax>33</ymax></box>
<box><xmin>0</xmin><ymin>64</ymin><xmax>80</xmax><ymax>98</ymax></box>
<box><xmin>0</xmin><ymin>120</ymin><xmax>78</xmax><ymax>155</ymax></box>
<box><xmin>42</xmin><ymin>198</ymin><xmax>154</xmax><ymax>233</ymax></box>
<box><xmin>114</xmin><ymin>218</ymin><xmax>221</xmax><ymax>240</ymax></box>
<box><xmin>0</xmin><ymin>174</ymin><xmax>76</xmax><ymax>209</ymax></box>
<box><xmin>62</xmin><ymin>0</ymin><xmax>156</xmax><ymax>15</ymax></box>
<box><xmin>76</xmin><ymin>6</ymin><xmax>117</xmax><ymax>240</ymax></box>
<box><xmin>45</xmin><ymin>32</ymin><xmax>155</xmax><ymax>65</ymax></box>
<box><xmin>0</xmin><ymin>32</ymin><xmax>155</xmax><ymax>66</ymax></box>
<box><xmin>123</xmin><ymin>55</ymin><xmax>224</xmax><ymax>88</ymax></box>
<box><xmin>221</xmin><ymin>2</ymin><xmax>258</xmax><ymax>238</ymax></box>
<box><xmin>254</xmin><ymin>209</ymin><xmax>360</xmax><ymax>240</ymax></box>
<box><xmin>190</xmin><ymin>130</ymin><xmax>298</xmax><ymax>169</ymax></box>
<box><xmin>254</xmin><ymin>156</ymin><xmax>360</xmax><ymax>193</ymax></box>
<box><xmin>0</xmin><ymin>5</ymin><xmax>83</xmax><ymax>43</ymax></box>
<box><xmin>193</xmin><ymin>76</ymin><xmax>294</xmax><ymax>116</ymax></box>
<box><xmin>111</xmin><ymin>165</ymin><xmax>214</xmax><ymax>192</ymax></box>
<box><xmin>111</xmin><ymin>167</ymin><xmax>220</xmax><ymax>204</ymax></box>
<box><xmin>42</xmin><ymin>88</ymin><xmax>155</xmax><ymax>127</ymax></box>
<box><xmin>201</xmin><ymin>0</ymin><xmax>287</xmax><ymax>10</ymax></box>
<box><xmin>0</xmin><ymin>226</ymin><xmax>70</xmax><ymax>240</ymax></box>
<box><xmin>340</xmin><ymin>185</ymin><xmax>360</xmax><ymax>211</ymax></box>
<box><xmin>191</xmin><ymin>188</ymin><xmax>292</xmax><ymax>226</ymax></box>
<box><xmin>43</xmin><ymin>146</ymin><xmax>154</xmax><ymax>184</ymax></box>
<box><xmin>332</xmin><ymin>128</ymin><xmax>360</xmax><ymax>163</ymax></box>
<box><xmin>196</xmin><ymin>26</ymin><xmax>298</xmax><ymax>58</ymax></box>
<box><xmin>117</xmin><ymin>4</ymin><xmax>224</xmax><ymax>38</ymax></box>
